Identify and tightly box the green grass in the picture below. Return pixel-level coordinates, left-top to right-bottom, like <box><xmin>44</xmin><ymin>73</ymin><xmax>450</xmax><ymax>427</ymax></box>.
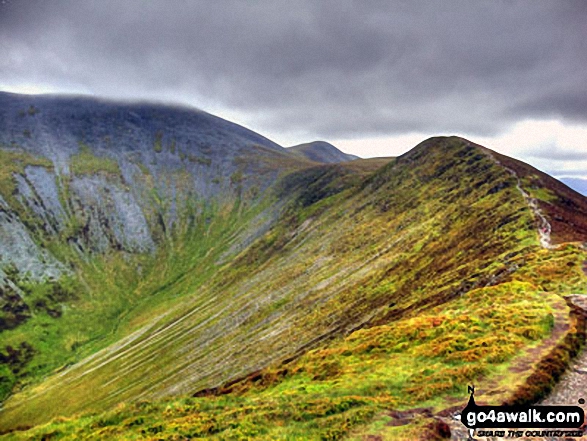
<box><xmin>1</xmin><ymin>137</ymin><xmax>585</xmax><ymax>439</ymax></box>
<box><xmin>153</xmin><ymin>131</ymin><xmax>163</xmax><ymax>153</ymax></box>
<box><xmin>521</xmin><ymin>175</ymin><xmax>559</xmax><ymax>203</ymax></box>
<box><xmin>187</xmin><ymin>154</ymin><xmax>211</xmax><ymax>165</ymax></box>
<box><xmin>0</xmin><ymin>148</ymin><xmax>53</xmax><ymax>206</ymax></box>
<box><xmin>231</xmin><ymin>280</ymin><xmax>565</xmax><ymax>406</ymax></box>
<box><xmin>1</xmin><ymin>278</ymin><xmax>573</xmax><ymax>440</ymax></box>
<box><xmin>70</xmin><ymin>143</ymin><xmax>121</xmax><ymax>177</ymax></box>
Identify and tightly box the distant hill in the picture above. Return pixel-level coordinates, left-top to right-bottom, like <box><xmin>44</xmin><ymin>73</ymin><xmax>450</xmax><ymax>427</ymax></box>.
<box><xmin>287</xmin><ymin>140</ymin><xmax>359</xmax><ymax>163</ymax></box>
<box><xmin>560</xmin><ymin>177</ymin><xmax>587</xmax><ymax>197</ymax></box>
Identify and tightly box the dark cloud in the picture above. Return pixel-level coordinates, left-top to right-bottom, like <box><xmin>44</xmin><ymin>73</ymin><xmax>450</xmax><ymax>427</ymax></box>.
<box><xmin>1</xmin><ymin>0</ymin><xmax>586</xmax><ymax>140</ymax></box>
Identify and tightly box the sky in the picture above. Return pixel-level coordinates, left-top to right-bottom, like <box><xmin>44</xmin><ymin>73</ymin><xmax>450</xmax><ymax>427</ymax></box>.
<box><xmin>1</xmin><ymin>0</ymin><xmax>586</xmax><ymax>180</ymax></box>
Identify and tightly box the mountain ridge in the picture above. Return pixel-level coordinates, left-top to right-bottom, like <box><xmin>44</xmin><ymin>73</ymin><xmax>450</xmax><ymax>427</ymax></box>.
<box><xmin>0</xmin><ymin>93</ymin><xmax>586</xmax><ymax>439</ymax></box>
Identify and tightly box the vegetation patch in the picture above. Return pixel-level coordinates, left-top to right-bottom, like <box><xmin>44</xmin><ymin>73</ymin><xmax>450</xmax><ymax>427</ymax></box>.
<box><xmin>69</xmin><ymin>143</ymin><xmax>121</xmax><ymax>177</ymax></box>
<box><xmin>1</xmin><ymin>137</ymin><xmax>586</xmax><ymax>440</ymax></box>
<box><xmin>2</xmin><ymin>280</ymin><xmax>568</xmax><ymax>440</ymax></box>
<box><xmin>0</xmin><ymin>148</ymin><xmax>52</xmax><ymax>206</ymax></box>
<box><xmin>187</xmin><ymin>154</ymin><xmax>211</xmax><ymax>165</ymax></box>
<box><xmin>153</xmin><ymin>131</ymin><xmax>163</xmax><ymax>153</ymax></box>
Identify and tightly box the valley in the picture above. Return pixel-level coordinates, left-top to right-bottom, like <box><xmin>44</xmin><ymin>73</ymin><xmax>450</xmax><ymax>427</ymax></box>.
<box><xmin>0</xmin><ymin>93</ymin><xmax>586</xmax><ymax>439</ymax></box>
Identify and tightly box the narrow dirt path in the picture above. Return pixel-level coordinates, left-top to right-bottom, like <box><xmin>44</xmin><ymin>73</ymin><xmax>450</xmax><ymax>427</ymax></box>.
<box><xmin>482</xmin><ymin>150</ymin><xmax>554</xmax><ymax>249</ymax></box>
<box><xmin>439</xmin><ymin>295</ymin><xmax>587</xmax><ymax>440</ymax></box>
<box><xmin>432</xmin><ymin>151</ymin><xmax>584</xmax><ymax>439</ymax></box>
<box><xmin>541</xmin><ymin>295</ymin><xmax>587</xmax><ymax>408</ymax></box>
<box><xmin>387</xmin><ymin>151</ymin><xmax>582</xmax><ymax>439</ymax></box>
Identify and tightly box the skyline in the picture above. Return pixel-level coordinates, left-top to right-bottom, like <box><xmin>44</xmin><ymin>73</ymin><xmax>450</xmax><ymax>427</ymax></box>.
<box><xmin>1</xmin><ymin>0</ymin><xmax>586</xmax><ymax>179</ymax></box>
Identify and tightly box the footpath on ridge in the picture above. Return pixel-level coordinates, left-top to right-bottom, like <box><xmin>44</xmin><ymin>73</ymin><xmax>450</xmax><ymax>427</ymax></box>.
<box><xmin>443</xmin><ymin>293</ymin><xmax>587</xmax><ymax>440</ymax></box>
<box><xmin>541</xmin><ymin>295</ymin><xmax>587</xmax><ymax>407</ymax></box>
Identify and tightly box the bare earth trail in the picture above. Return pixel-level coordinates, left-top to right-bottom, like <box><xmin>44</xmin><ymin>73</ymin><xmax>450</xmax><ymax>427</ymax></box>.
<box><xmin>369</xmin><ymin>151</ymin><xmax>585</xmax><ymax>439</ymax></box>
<box><xmin>483</xmin><ymin>150</ymin><xmax>554</xmax><ymax>250</ymax></box>
<box><xmin>542</xmin><ymin>294</ymin><xmax>587</xmax><ymax>408</ymax></box>
<box><xmin>439</xmin><ymin>296</ymin><xmax>587</xmax><ymax>440</ymax></box>
<box><xmin>437</xmin><ymin>152</ymin><xmax>584</xmax><ymax>439</ymax></box>
<box><xmin>372</xmin><ymin>148</ymin><xmax>568</xmax><ymax>441</ymax></box>
<box><xmin>533</xmin><ymin>271</ymin><xmax>587</xmax><ymax>411</ymax></box>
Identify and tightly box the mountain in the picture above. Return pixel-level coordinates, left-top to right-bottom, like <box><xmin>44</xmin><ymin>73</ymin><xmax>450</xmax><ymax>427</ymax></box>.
<box><xmin>287</xmin><ymin>140</ymin><xmax>359</xmax><ymax>163</ymax></box>
<box><xmin>560</xmin><ymin>177</ymin><xmax>587</xmax><ymax>197</ymax></box>
<box><xmin>0</xmin><ymin>91</ymin><xmax>313</xmax><ymax>410</ymax></box>
<box><xmin>0</xmin><ymin>91</ymin><xmax>308</xmax><ymax>281</ymax></box>
<box><xmin>0</xmin><ymin>93</ymin><xmax>586</xmax><ymax>439</ymax></box>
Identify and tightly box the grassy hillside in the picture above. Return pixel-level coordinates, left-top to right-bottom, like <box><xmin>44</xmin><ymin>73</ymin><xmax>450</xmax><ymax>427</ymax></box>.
<box><xmin>1</xmin><ymin>94</ymin><xmax>586</xmax><ymax>440</ymax></box>
<box><xmin>1</xmin><ymin>136</ymin><xmax>586</xmax><ymax>440</ymax></box>
<box><xmin>3</xmin><ymin>246</ymin><xmax>585</xmax><ymax>440</ymax></box>
<box><xmin>0</xmin><ymin>93</ymin><xmax>317</xmax><ymax>410</ymax></box>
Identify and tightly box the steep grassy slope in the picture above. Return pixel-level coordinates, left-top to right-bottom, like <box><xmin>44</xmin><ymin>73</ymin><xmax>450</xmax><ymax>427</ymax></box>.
<box><xmin>7</xmin><ymin>276</ymin><xmax>579</xmax><ymax>440</ymax></box>
<box><xmin>0</xmin><ymin>92</ymin><xmax>317</xmax><ymax>409</ymax></box>
<box><xmin>2</xmin><ymin>134</ymin><xmax>586</xmax><ymax>440</ymax></box>
<box><xmin>1</xmin><ymin>93</ymin><xmax>586</xmax><ymax>439</ymax></box>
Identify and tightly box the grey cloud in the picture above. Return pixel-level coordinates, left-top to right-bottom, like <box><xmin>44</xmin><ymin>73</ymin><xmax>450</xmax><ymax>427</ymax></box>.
<box><xmin>1</xmin><ymin>0</ymin><xmax>586</xmax><ymax>140</ymax></box>
<box><xmin>527</xmin><ymin>144</ymin><xmax>587</xmax><ymax>161</ymax></box>
<box><xmin>510</xmin><ymin>91</ymin><xmax>587</xmax><ymax>123</ymax></box>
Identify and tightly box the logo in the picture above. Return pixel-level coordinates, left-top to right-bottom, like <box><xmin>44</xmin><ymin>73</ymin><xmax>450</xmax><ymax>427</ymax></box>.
<box><xmin>461</xmin><ymin>386</ymin><xmax>585</xmax><ymax>439</ymax></box>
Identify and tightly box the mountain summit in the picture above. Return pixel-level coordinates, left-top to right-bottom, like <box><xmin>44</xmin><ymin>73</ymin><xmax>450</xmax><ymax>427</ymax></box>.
<box><xmin>0</xmin><ymin>94</ymin><xmax>586</xmax><ymax>439</ymax></box>
<box><xmin>287</xmin><ymin>140</ymin><xmax>359</xmax><ymax>163</ymax></box>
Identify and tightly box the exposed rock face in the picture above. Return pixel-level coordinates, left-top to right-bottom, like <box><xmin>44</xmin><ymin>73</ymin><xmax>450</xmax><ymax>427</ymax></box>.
<box><xmin>0</xmin><ymin>194</ymin><xmax>68</xmax><ymax>286</ymax></box>
<box><xmin>16</xmin><ymin>166</ymin><xmax>67</xmax><ymax>233</ymax></box>
<box><xmin>0</xmin><ymin>92</ymin><xmax>314</xmax><ymax>410</ymax></box>
<box><xmin>0</xmin><ymin>92</ymin><xmax>302</xmax><ymax>285</ymax></box>
<box><xmin>68</xmin><ymin>175</ymin><xmax>155</xmax><ymax>253</ymax></box>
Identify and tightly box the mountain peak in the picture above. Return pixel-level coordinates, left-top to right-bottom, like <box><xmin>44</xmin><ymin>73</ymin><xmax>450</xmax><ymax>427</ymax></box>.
<box><xmin>287</xmin><ymin>140</ymin><xmax>358</xmax><ymax>163</ymax></box>
<box><xmin>0</xmin><ymin>92</ymin><xmax>284</xmax><ymax>158</ymax></box>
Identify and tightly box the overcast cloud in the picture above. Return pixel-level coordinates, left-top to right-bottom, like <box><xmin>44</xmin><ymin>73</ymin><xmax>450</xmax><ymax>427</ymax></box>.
<box><xmin>0</xmin><ymin>0</ymin><xmax>586</xmax><ymax>177</ymax></box>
